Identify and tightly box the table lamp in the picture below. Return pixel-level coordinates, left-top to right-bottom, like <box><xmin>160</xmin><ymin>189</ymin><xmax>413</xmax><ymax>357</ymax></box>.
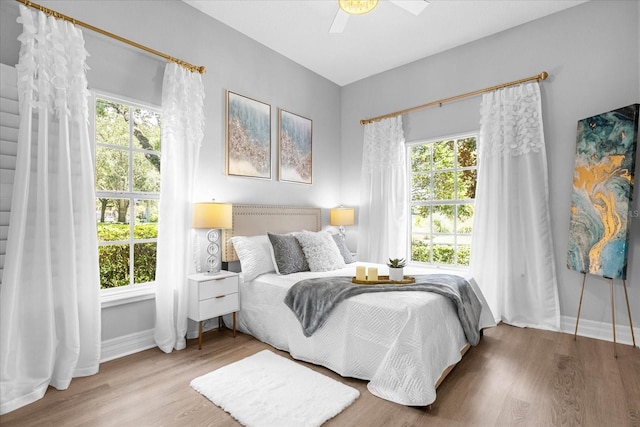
<box><xmin>193</xmin><ymin>202</ymin><xmax>232</xmax><ymax>274</ymax></box>
<box><xmin>330</xmin><ymin>206</ymin><xmax>355</xmax><ymax>240</ymax></box>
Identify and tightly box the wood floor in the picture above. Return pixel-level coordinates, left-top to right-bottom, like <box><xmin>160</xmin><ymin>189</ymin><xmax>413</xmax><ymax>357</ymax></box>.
<box><xmin>1</xmin><ymin>324</ymin><xmax>639</xmax><ymax>427</ymax></box>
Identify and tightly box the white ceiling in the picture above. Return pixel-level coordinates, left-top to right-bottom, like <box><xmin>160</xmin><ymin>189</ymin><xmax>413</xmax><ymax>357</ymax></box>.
<box><xmin>183</xmin><ymin>0</ymin><xmax>588</xmax><ymax>87</ymax></box>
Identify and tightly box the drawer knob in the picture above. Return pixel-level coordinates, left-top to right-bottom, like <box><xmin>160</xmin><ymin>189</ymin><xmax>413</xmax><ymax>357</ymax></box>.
<box><xmin>215</xmin><ymin>295</ymin><xmax>226</xmax><ymax>299</ymax></box>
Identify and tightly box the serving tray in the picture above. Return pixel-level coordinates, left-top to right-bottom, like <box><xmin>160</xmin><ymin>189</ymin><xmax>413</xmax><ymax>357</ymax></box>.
<box><xmin>351</xmin><ymin>275</ymin><xmax>416</xmax><ymax>285</ymax></box>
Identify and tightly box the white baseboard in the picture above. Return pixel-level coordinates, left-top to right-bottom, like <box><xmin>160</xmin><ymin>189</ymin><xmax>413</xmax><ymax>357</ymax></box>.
<box><xmin>560</xmin><ymin>315</ymin><xmax>639</xmax><ymax>347</ymax></box>
<box><xmin>101</xmin><ymin>328</ymin><xmax>156</xmax><ymax>363</ymax></box>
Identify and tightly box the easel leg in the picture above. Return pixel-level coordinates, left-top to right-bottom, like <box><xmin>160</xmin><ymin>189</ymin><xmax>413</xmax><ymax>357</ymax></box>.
<box><xmin>610</xmin><ymin>279</ymin><xmax>617</xmax><ymax>358</ymax></box>
<box><xmin>622</xmin><ymin>279</ymin><xmax>637</xmax><ymax>348</ymax></box>
<box><xmin>574</xmin><ymin>273</ymin><xmax>587</xmax><ymax>340</ymax></box>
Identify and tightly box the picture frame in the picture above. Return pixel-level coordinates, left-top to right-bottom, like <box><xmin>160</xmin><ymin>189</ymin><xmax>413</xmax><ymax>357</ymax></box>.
<box><xmin>566</xmin><ymin>103</ymin><xmax>639</xmax><ymax>279</ymax></box>
<box><xmin>278</xmin><ymin>109</ymin><xmax>312</xmax><ymax>184</ymax></box>
<box><xmin>225</xmin><ymin>90</ymin><xmax>271</xmax><ymax>179</ymax></box>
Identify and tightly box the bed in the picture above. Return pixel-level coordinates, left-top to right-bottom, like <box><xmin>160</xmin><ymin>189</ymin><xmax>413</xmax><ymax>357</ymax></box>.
<box><xmin>221</xmin><ymin>204</ymin><xmax>495</xmax><ymax>406</ymax></box>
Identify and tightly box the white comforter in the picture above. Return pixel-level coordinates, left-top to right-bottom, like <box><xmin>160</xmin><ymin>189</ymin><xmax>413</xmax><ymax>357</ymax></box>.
<box><xmin>228</xmin><ymin>263</ymin><xmax>495</xmax><ymax>406</ymax></box>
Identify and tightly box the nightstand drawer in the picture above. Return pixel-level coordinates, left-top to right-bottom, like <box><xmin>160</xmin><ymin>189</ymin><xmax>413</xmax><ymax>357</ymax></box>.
<box><xmin>199</xmin><ymin>276</ymin><xmax>239</xmax><ymax>300</ymax></box>
<box><xmin>199</xmin><ymin>292</ymin><xmax>239</xmax><ymax>318</ymax></box>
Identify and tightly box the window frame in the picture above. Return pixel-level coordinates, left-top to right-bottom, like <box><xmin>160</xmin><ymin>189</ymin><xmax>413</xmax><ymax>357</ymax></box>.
<box><xmin>406</xmin><ymin>131</ymin><xmax>478</xmax><ymax>269</ymax></box>
<box><xmin>91</xmin><ymin>90</ymin><xmax>162</xmax><ymax>299</ymax></box>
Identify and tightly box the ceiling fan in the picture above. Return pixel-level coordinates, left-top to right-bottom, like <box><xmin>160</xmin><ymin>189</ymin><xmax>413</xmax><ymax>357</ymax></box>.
<box><xmin>330</xmin><ymin>0</ymin><xmax>430</xmax><ymax>33</ymax></box>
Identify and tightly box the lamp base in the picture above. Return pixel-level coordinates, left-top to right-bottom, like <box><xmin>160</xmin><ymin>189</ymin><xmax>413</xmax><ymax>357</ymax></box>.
<box><xmin>338</xmin><ymin>225</ymin><xmax>346</xmax><ymax>240</ymax></box>
<box><xmin>206</xmin><ymin>229</ymin><xmax>221</xmax><ymax>273</ymax></box>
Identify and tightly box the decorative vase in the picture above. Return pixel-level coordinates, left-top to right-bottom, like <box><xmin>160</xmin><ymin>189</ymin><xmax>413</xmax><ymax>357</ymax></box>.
<box><xmin>389</xmin><ymin>267</ymin><xmax>404</xmax><ymax>281</ymax></box>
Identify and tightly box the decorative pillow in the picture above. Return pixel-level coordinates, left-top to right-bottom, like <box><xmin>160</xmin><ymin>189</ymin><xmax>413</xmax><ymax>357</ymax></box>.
<box><xmin>268</xmin><ymin>232</ymin><xmax>310</xmax><ymax>275</ymax></box>
<box><xmin>295</xmin><ymin>231</ymin><xmax>346</xmax><ymax>272</ymax></box>
<box><xmin>229</xmin><ymin>235</ymin><xmax>275</xmax><ymax>282</ymax></box>
<box><xmin>331</xmin><ymin>233</ymin><xmax>355</xmax><ymax>264</ymax></box>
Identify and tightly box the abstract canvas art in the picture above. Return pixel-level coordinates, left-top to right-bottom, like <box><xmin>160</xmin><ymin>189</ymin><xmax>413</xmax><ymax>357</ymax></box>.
<box><xmin>278</xmin><ymin>109</ymin><xmax>312</xmax><ymax>184</ymax></box>
<box><xmin>226</xmin><ymin>91</ymin><xmax>271</xmax><ymax>179</ymax></box>
<box><xmin>567</xmin><ymin>104</ymin><xmax>639</xmax><ymax>279</ymax></box>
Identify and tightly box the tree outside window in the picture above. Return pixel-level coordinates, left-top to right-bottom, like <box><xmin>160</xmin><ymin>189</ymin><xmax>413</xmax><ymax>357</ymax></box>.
<box><xmin>94</xmin><ymin>96</ymin><xmax>161</xmax><ymax>289</ymax></box>
<box><xmin>409</xmin><ymin>135</ymin><xmax>477</xmax><ymax>267</ymax></box>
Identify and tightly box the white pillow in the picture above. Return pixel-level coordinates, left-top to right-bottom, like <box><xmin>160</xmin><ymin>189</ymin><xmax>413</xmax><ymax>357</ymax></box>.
<box><xmin>229</xmin><ymin>235</ymin><xmax>275</xmax><ymax>282</ymax></box>
<box><xmin>295</xmin><ymin>231</ymin><xmax>346</xmax><ymax>272</ymax></box>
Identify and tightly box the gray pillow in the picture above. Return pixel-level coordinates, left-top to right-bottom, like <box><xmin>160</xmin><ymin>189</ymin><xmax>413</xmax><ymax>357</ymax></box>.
<box><xmin>267</xmin><ymin>232</ymin><xmax>309</xmax><ymax>275</ymax></box>
<box><xmin>332</xmin><ymin>234</ymin><xmax>355</xmax><ymax>264</ymax></box>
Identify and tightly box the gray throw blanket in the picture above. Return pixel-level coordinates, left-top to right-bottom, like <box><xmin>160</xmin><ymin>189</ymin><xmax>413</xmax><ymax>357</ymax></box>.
<box><xmin>284</xmin><ymin>274</ymin><xmax>482</xmax><ymax>345</ymax></box>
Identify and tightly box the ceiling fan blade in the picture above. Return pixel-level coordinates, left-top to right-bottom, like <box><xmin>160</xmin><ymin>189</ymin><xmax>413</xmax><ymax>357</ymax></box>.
<box><xmin>329</xmin><ymin>9</ymin><xmax>349</xmax><ymax>33</ymax></box>
<box><xmin>389</xmin><ymin>0</ymin><xmax>430</xmax><ymax>16</ymax></box>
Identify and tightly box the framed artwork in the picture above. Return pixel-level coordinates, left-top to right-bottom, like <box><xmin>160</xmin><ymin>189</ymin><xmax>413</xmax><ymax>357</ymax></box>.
<box><xmin>226</xmin><ymin>91</ymin><xmax>271</xmax><ymax>179</ymax></box>
<box><xmin>278</xmin><ymin>109</ymin><xmax>312</xmax><ymax>184</ymax></box>
<box><xmin>567</xmin><ymin>104</ymin><xmax>639</xmax><ymax>279</ymax></box>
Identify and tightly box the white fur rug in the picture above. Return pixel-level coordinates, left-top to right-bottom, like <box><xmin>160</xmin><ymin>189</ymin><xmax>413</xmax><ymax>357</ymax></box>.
<box><xmin>191</xmin><ymin>350</ymin><xmax>360</xmax><ymax>427</ymax></box>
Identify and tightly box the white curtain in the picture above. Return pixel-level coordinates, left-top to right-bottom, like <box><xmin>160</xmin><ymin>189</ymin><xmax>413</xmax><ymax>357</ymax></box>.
<box><xmin>0</xmin><ymin>6</ymin><xmax>100</xmax><ymax>414</ymax></box>
<box><xmin>357</xmin><ymin>116</ymin><xmax>408</xmax><ymax>263</ymax></box>
<box><xmin>154</xmin><ymin>63</ymin><xmax>204</xmax><ymax>353</ymax></box>
<box><xmin>470</xmin><ymin>82</ymin><xmax>560</xmax><ymax>330</ymax></box>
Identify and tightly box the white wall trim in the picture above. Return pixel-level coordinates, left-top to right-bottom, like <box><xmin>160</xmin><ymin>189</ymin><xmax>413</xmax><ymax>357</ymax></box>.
<box><xmin>100</xmin><ymin>328</ymin><xmax>156</xmax><ymax>363</ymax></box>
<box><xmin>560</xmin><ymin>315</ymin><xmax>639</xmax><ymax>348</ymax></box>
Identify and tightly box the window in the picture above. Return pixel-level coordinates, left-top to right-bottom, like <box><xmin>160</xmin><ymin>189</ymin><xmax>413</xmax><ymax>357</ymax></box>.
<box><xmin>94</xmin><ymin>95</ymin><xmax>161</xmax><ymax>289</ymax></box>
<box><xmin>408</xmin><ymin>134</ymin><xmax>477</xmax><ymax>267</ymax></box>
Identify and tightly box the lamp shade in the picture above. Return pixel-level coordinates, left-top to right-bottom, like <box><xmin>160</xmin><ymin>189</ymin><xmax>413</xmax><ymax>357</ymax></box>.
<box><xmin>330</xmin><ymin>207</ymin><xmax>355</xmax><ymax>226</ymax></box>
<box><xmin>192</xmin><ymin>202</ymin><xmax>232</xmax><ymax>229</ymax></box>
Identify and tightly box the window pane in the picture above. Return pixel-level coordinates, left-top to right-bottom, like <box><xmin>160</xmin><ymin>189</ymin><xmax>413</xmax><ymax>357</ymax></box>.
<box><xmin>133</xmin><ymin>152</ymin><xmax>161</xmax><ymax>192</ymax></box>
<box><xmin>96</xmin><ymin>146</ymin><xmax>129</xmax><ymax>192</ymax></box>
<box><xmin>411</xmin><ymin>173</ymin><xmax>431</xmax><ymax>201</ymax></box>
<box><xmin>132</xmin><ymin>107</ymin><xmax>162</xmax><ymax>151</ymax></box>
<box><xmin>133</xmin><ymin>200</ymin><xmax>159</xmax><ymax>239</ymax></box>
<box><xmin>458</xmin><ymin>169</ymin><xmax>477</xmax><ymax>199</ymax></box>
<box><xmin>411</xmin><ymin>204</ymin><xmax>431</xmax><ymax>234</ymax></box>
<box><xmin>96</xmin><ymin>99</ymin><xmax>130</xmax><ymax>147</ymax></box>
<box><xmin>432</xmin><ymin>205</ymin><xmax>454</xmax><ymax>233</ymax></box>
<box><xmin>99</xmin><ymin>244</ymin><xmax>130</xmax><ymax>289</ymax></box>
<box><xmin>96</xmin><ymin>198</ymin><xmax>131</xmax><ymax>242</ymax></box>
<box><xmin>411</xmin><ymin>144</ymin><xmax>431</xmax><ymax>172</ymax></box>
<box><xmin>457</xmin><ymin>137</ymin><xmax>477</xmax><ymax>168</ymax></box>
<box><xmin>457</xmin><ymin>245</ymin><xmax>471</xmax><ymax>266</ymax></box>
<box><xmin>456</xmin><ymin>204</ymin><xmax>474</xmax><ymax>234</ymax></box>
<box><xmin>433</xmin><ymin>243</ymin><xmax>454</xmax><ymax>265</ymax></box>
<box><xmin>134</xmin><ymin>242</ymin><xmax>157</xmax><ymax>284</ymax></box>
<box><xmin>412</xmin><ymin>238</ymin><xmax>431</xmax><ymax>263</ymax></box>
<box><xmin>433</xmin><ymin>140</ymin><xmax>454</xmax><ymax>169</ymax></box>
<box><xmin>434</xmin><ymin>171</ymin><xmax>455</xmax><ymax>200</ymax></box>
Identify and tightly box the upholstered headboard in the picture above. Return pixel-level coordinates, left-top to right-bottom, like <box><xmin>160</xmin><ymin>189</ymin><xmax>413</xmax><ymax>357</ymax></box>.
<box><xmin>222</xmin><ymin>204</ymin><xmax>322</xmax><ymax>262</ymax></box>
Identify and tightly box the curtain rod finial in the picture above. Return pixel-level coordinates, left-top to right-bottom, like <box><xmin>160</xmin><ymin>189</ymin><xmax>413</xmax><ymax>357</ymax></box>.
<box><xmin>540</xmin><ymin>71</ymin><xmax>549</xmax><ymax>80</ymax></box>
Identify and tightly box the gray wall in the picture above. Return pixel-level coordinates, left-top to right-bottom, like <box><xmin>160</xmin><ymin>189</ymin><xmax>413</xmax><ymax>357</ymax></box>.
<box><xmin>0</xmin><ymin>0</ymin><xmax>342</xmax><ymax>343</ymax></box>
<box><xmin>341</xmin><ymin>0</ymin><xmax>640</xmax><ymax>332</ymax></box>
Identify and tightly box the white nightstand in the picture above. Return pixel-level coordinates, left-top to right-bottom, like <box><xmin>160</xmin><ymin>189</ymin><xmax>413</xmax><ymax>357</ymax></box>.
<box><xmin>188</xmin><ymin>271</ymin><xmax>239</xmax><ymax>349</ymax></box>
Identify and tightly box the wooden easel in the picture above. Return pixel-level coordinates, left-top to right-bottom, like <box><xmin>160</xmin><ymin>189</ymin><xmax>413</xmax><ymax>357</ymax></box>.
<box><xmin>574</xmin><ymin>272</ymin><xmax>637</xmax><ymax>357</ymax></box>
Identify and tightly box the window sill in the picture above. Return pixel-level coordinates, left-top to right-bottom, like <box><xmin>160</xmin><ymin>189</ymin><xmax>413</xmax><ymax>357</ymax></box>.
<box><xmin>408</xmin><ymin>263</ymin><xmax>470</xmax><ymax>274</ymax></box>
<box><xmin>101</xmin><ymin>283</ymin><xmax>155</xmax><ymax>308</ymax></box>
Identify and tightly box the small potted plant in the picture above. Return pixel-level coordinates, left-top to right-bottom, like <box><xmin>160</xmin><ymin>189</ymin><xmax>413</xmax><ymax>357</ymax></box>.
<box><xmin>387</xmin><ymin>257</ymin><xmax>406</xmax><ymax>281</ymax></box>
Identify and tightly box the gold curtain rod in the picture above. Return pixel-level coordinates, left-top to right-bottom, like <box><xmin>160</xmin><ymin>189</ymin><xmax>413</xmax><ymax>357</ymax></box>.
<box><xmin>360</xmin><ymin>71</ymin><xmax>549</xmax><ymax>125</ymax></box>
<box><xmin>16</xmin><ymin>0</ymin><xmax>206</xmax><ymax>74</ymax></box>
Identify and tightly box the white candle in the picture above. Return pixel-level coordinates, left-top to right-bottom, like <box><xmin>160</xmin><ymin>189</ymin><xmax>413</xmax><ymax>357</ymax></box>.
<box><xmin>356</xmin><ymin>265</ymin><xmax>366</xmax><ymax>281</ymax></box>
<box><xmin>368</xmin><ymin>267</ymin><xmax>378</xmax><ymax>282</ymax></box>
